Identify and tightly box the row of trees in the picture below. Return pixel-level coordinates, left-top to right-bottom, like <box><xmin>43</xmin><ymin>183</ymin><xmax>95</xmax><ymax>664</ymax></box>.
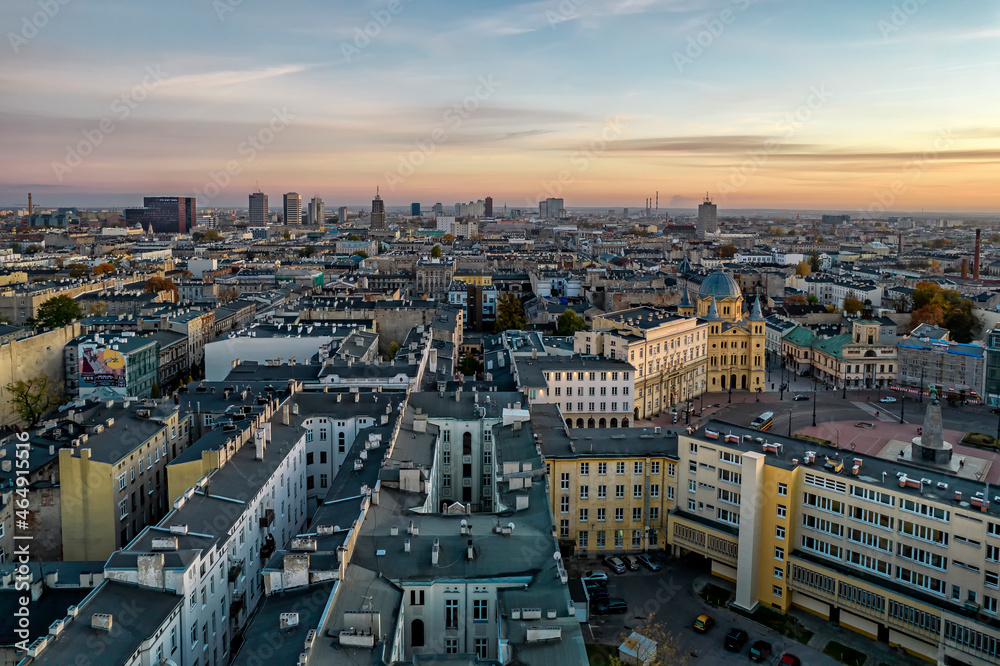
<box><xmin>910</xmin><ymin>281</ymin><xmax>981</xmax><ymax>342</ymax></box>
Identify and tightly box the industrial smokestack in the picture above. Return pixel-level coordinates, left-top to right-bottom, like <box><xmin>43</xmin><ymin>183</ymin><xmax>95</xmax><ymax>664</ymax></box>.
<box><xmin>974</xmin><ymin>228</ymin><xmax>982</xmax><ymax>280</ymax></box>
<box><xmin>962</xmin><ymin>257</ymin><xmax>969</xmax><ymax>279</ymax></box>
<box><xmin>28</xmin><ymin>193</ymin><xmax>32</xmax><ymax>216</ymax></box>
<box><xmin>897</xmin><ymin>233</ymin><xmax>902</xmax><ymax>256</ymax></box>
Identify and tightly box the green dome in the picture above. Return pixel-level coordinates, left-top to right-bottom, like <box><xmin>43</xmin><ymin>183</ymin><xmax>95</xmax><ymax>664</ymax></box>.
<box><xmin>698</xmin><ymin>271</ymin><xmax>741</xmax><ymax>300</ymax></box>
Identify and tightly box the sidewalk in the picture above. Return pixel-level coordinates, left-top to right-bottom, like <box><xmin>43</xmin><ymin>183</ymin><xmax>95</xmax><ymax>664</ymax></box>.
<box><xmin>694</xmin><ymin>574</ymin><xmax>922</xmax><ymax>665</ymax></box>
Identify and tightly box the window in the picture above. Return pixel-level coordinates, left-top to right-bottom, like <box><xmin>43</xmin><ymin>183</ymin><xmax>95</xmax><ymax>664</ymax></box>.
<box><xmin>580</xmin><ymin>462</ymin><xmax>589</xmax><ymax>475</ymax></box>
<box><xmin>772</xmin><ymin>585</ymin><xmax>783</xmax><ymax>598</ymax></box>
<box><xmin>651</xmin><ymin>461</ymin><xmax>660</xmax><ymax>475</ymax></box>
<box><xmin>777</xmin><ymin>482</ymin><xmax>788</xmax><ymax>497</ymax></box>
<box><xmin>668</xmin><ymin>463</ymin><xmax>675</xmax><ymax>477</ymax></box>
<box><xmin>616</xmin><ymin>462</ymin><xmax>625</xmax><ymax>475</ymax></box>
<box><xmin>410</xmin><ymin>590</ymin><xmax>425</xmax><ymax>606</ymax></box>
<box><xmin>443</xmin><ymin>450</ymin><xmax>451</xmax><ymax>465</ymax></box>
<box><xmin>446</xmin><ymin>638</ymin><xmax>458</xmax><ymax>654</ymax></box>
<box><xmin>614</xmin><ymin>531</ymin><xmax>624</xmax><ymax>547</ymax></box>
<box><xmin>445</xmin><ymin>599</ymin><xmax>459</xmax><ymax>629</ymax></box>
<box><xmin>320</xmin><ymin>474</ymin><xmax>328</xmax><ymax>488</ymax></box>
<box><xmin>597</xmin><ymin>530</ymin><xmax>606</xmax><ymax>547</ymax></box>
<box><xmin>597</xmin><ymin>508</ymin><xmax>606</xmax><ymax>521</ymax></box>
<box><xmin>774</xmin><ymin>547</ymin><xmax>784</xmax><ymax>561</ymax></box>
<box><xmin>580</xmin><ymin>485</ymin><xmax>589</xmax><ymax>500</ymax></box>
<box><xmin>560</xmin><ymin>473</ymin><xmax>569</xmax><ymax>490</ymax></box>
<box><xmin>473</xmin><ymin>599</ymin><xmax>488</xmax><ymax>621</ymax></box>
<box><xmin>306</xmin><ymin>452</ymin><xmax>314</xmax><ymax>465</ymax></box>
<box><xmin>634</xmin><ymin>461</ymin><xmax>643</xmax><ymax>474</ymax></box>
<box><xmin>119</xmin><ymin>500</ymin><xmax>127</xmax><ymax>519</ymax></box>
<box><xmin>118</xmin><ymin>473</ymin><xmax>127</xmax><ymax>490</ymax></box>
<box><xmin>688</xmin><ymin>499</ymin><xmax>696</xmax><ymax>511</ymax></box>
<box><xmin>649</xmin><ymin>506</ymin><xmax>659</xmax><ymax>521</ymax></box>
<box><xmin>559</xmin><ymin>520</ymin><xmax>569</xmax><ymax>537</ymax></box>
<box><xmin>616</xmin><ymin>485</ymin><xmax>625</xmax><ymax>499</ymax></box>
<box><xmin>667</xmin><ymin>486</ymin><xmax>675</xmax><ymax>500</ymax></box>
<box><xmin>598</xmin><ymin>462</ymin><xmax>607</xmax><ymax>475</ymax></box>
<box><xmin>579</xmin><ymin>509</ymin><xmax>588</xmax><ymax>522</ymax></box>
<box><xmin>776</xmin><ymin>526</ymin><xmax>785</xmax><ymax>540</ymax></box>
<box><xmin>633</xmin><ymin>484</ymin><xmax>642</xmax><ymax>498</ymax></box>
<box><xmin>560</xmin><ymin>497</ymin><xmax>569</xmax><ymax>513</ymax></box>
<box><xmin>579</xmin><ymin>531</ymin><xmax>589</xmax><ymax>548</ymax></box>
<box><xmin>633</xmin><ymin>508</ymin><xmax>642</xmax><ymax>521</ymax></box>
<box><xmin>688</xmin><ymin>480</ymin><xmax>696</xmax><ymax>493</ymax></box>
<box><xmin>774</xmin><ymin>567</ymin><xmax>784</xmax><ymax>579</ymax></box>
<box><xmin>597</xmin><ymin>485</ymin><xmax>607</xmax><ymax>498</ymax></box>
<box><xmin>777</xmin><ymin>504</ymin><xmax>787</xmax><ymax>518</ymax></box>
<box><xmin>615</xmin><ymin>508</ymin><xmax>624</xmax><ymax>521</ymax></box>
<box><xmin>475</xmin><ymin>638</ymin><xmax>488</xmax><ymax>659</ymax></box>
<box><xmin>650</xmin><ymin>484</ymin><xmax>659</xmax><ymax>498</ymax></box>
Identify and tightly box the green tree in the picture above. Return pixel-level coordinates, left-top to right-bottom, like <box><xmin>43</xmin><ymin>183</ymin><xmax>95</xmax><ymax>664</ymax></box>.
<box><xmin>87</xmin><ymin>300</ymin><xmax>108</xmax><ymax>316</ymax></box>
<box><xmin>202</xmin><ymin>228</ymin><xmax>222</xmax><ymax>242</ymax></box>
<box><xmin>842</xmin><ymin>296</ymin><xmax>864</xmax><ymax>315</ymax></box>
<box><xmin>347</xmin><ymin>234</ymin><xmax>361</xmax><ymax>241</ymax></box>
<box><xmin>283</xmin><ymin>229</ymin><xmax>291</xmax><ymax>239</ymax></box>
<box><xmin>34</xmin><ymin>295</ymin><xmax>82</xmax><ymax>328</ymax></box>
<box><xmin>386</xmin><ymin>341</ymin><xmax>400</xmax><ymax>360</ymax></box>
<box><xmin>806</xmin><ymin>294</ymin><xmax>820</xmax><ymax>305</ymax></box>
<box><xmin>458</xmin><ymin>354</ymin><xmax>483</xmax><ymax>377</ymax></box>
<box><xmin>10</xmin><ymin>242</ymin><xmax>21</xmax><ymax>253</ymax></box>
<box><xmin>5</xmin><ymin>374</ymin><xmax>64</xmax><ymax>427</ymax></box>
<box><xmin>299</xmin><ymin>245</ymin><xmax>316</xmax><ymax>258</ymax></box>
<box><xmin>354</xmin><ymin>251</ymin><xmax>369</xmax><ymax>259</ymax></box>
<box><xmin>909</xmin><ymin>281</ymin><xmax>981</xmax><ymax>342</ymax></box>
<box><xmin>556</xmin><ymin>310</ymin><xmax>588</xmax><ymax>335</ymax></box>
<box><xmin>431</xmin><ymin>245</ymin><xmax>442</xmax><ymax>258</ymax></box>
<box><xmin>809</xmin><ymin>251</ymin><xmax>821</xmax><ymax>272</ymax></box>
<box><xmin>24</xmin><ymin>244</ymin><xmax>43</xmax><ymax>255</ymax></box>
<box><xmin>150</xmin><ymin>380</ymin><xmax>161</xmax><ymax>399</ymax></box>
<box><xmin>495</xmin><ymin>292</ymin><xmax>528</xmax><ymax>333</ymax></box>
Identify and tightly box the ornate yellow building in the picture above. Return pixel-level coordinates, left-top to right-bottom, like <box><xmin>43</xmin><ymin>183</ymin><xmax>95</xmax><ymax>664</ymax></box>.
<box><xmin>679</xmin><ymin>270</ymin><xmax>767</xmax><ymax>393</ymax></box>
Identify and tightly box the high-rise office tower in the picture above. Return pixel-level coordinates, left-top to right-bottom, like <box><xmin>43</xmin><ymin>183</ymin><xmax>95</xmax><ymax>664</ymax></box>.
<box><xmin>124</xmin><ymin>196</ymin><xmax>196</xmax><ymax>234</ymax></box>
<box><xmin>370</xmin><ymin>190</ymin><xmax>386</xmax><ymax>229</ymax></box>
<box><xmin>411</xmin><ymin>203</ymin><xmax>421</xmax><ymax>217</ymax></box>
<box><xmin>283</xmin><ymin>192</ymin><xmax>302</xmax><ymax>225</ymax></box>
<box><xmin>697</xmin><ymin>194</ymin><xmax>717</xmax><ymax>238</ymax></box>
<box><xmin>308</xmin><ymin>196</ymin><xmax>324</xmax><ymax>225</ymax></box>
<box><xmin>433</xmin><ymin>203</ymin><xmax>444</xmax><ymax>215</ymax></box>
<box><xmin>484</xmin><ymin>196</ymin><xmax>493</xmax><ymax>218</ymax></box>
<box><xmin>338</xmin><ymin>206</ymin><xmax>348</xmax><ymax>224</ymax></box>
<box><xmin>539</xmin><ymin>197</ymin><xmax>564</xmax><ymax>220</ymax></box>
<box><xmin>249</xmin><ymin>191</ymin><xmax>268</xmax><ymax>226</ymax></box>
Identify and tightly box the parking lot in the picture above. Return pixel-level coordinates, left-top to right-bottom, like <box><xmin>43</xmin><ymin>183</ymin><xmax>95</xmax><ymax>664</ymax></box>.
<box><xmin>575</xmin><ymin>555</ymin><xmax>918</xmax><ymax>665</ymax></box>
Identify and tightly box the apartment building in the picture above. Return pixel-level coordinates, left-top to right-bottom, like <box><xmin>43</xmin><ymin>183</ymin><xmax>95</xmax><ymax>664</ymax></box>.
<box><xmin>533</xmin><ymin>404</ymin><xmax>676</xmax><ymax>555</ymax></box>
<box><xmin>897</xmin><ymin>324</ymin><xmax>985</xmax><ymax>398</ymax></box>
<box><xmin>513</xmin><ymin>354</ymin><xmax>635</xmax><ymax>428</ymax></box>
<box><xmin>579</xmin><ymin>305</ymin><xmax>709</xmax><ymax>420</ymax></box>
<box><xmin>783</xmin><ymin>320</ymin><xmax>897</xmax><ymax>389</ymax></box>
<box><xmin>59</xmin><ymin>399</ymin><xmax>193</xmax><ymax>560</ymax></box>
<box><xmin>670</xmin><ymin>420</ymin><xmax>1000</xmax><ymax>665</ymax></box>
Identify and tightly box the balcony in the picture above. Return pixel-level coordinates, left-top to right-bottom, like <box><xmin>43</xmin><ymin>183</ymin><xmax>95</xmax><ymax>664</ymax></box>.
<box><xmin>259</xmin><ymin>508</ymin><xmax>274</xmax><ymax>528</ymax></box>
<box><xmin>260</xmin><ymin>534</ymin><xmax>276</xmax><ymax>563</ymax></box>
<box><xmin>230</xmin><ymin>591</ymin><xmax>245</xmax><ymax>616</ymax></box>
<box><xmin>228</xmin><ymin>560</ymin><xmax>243</xmax><ymax>583</ymax></box>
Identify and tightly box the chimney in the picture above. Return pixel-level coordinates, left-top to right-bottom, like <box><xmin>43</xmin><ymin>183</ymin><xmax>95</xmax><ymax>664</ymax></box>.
<box><xmin>962</xmin><ymin>257</ymin><xmax>969</xmax><ymax>279</ymax></box>
<box><xmin>897</xmin><ymin>232</ymin><xmax>902</xmax><ymax>256</ymax></box>
<box><xmin>281</xmin><ymin>404</ymin><xmax>290</xmax><ymax>425</ymax></box>
<box><xmin>974</xmin><ymin>228</ymin><xmax>982</xmax><ymax>280</ymax></box>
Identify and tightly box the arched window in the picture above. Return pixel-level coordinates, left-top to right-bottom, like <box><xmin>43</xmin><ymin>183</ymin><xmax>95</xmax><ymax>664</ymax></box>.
<box><xmin>599</xmin><ymin>418</ymin><xmax>607</xmax><ymax>428</ymax></box>
<box><xmin>411</xmin><ymin>619</ymin><xmax>424</xmax><ymax>647</ymax></box>
<box><xmin>576</xmin><ymin>418</ymin><xmax>584</xmax><ymax>428</ymax></box>
<box><xmin>622</xmin><ymin>417</ymin><xmax>630</xmax><ymax>427</ymax></box>
<box><xmin>565</xmin><ymin>418</ymin><xmax>572</xmax><ymax>428</ymax></box>
<box><xmin>463</xmin><ymin>431</ymin><xmax>472</xmax><ymax>455</ymax></box>
<box><xmin>610</xmin><ymin>418</ymin><xmax>618</xmax><ymax>428</ymax></box>
<box><xmin>587</xmin><ymin>418</ymin><xmax>596</xmax><ymax>428</ymax></box>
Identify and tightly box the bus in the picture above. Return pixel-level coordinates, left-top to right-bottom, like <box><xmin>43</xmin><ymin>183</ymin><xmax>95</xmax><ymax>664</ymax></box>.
<box><xmin>751</xmin><ymin>411</ymin><xmax>774</xmax><ymax>431</ymax></box>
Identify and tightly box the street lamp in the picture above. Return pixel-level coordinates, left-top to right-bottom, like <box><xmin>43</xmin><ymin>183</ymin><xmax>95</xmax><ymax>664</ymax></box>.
<box><xmin>812</xmin><ymin>378</ymin><xmax>817</xmax><ymax>427</ymax></box>
<box><xmin>788</xmin><ymin>407</ymin><xmax>793</xmax><ymax>437</ymax></box>
<box><xmin>919</xmin><ymin>368</ymin><xmax>924</xmax><ymax>404</ymax></box>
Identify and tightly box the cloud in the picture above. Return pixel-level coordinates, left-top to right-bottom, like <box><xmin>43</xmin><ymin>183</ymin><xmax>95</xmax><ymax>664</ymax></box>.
<box><xmin>159</xmin><ymin>64</ymin><xmax>314</xmax><ymax>89</ymax></box>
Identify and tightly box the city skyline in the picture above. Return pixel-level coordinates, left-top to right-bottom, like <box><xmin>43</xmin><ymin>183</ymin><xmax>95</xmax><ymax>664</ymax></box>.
<box><xmin>3</xmin><ymin>0</ymin><xmax>1000</xmax><ymax>211</ymax></box>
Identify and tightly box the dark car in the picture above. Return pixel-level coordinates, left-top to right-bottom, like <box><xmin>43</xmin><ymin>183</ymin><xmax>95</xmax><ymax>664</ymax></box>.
<box><xmin>635</xmin><ymin>553</ymin><xmax>662</xmax><ymax>571</ymax></box>
<box><xmin>793</xmin><ymin>394</ymin><xmax>810</xmax><ymax>401</ymax></box>
<box><xmin>603</xmin><ymin>556</ymin><xmax>626</xmax><ymax>574</ymax></box>
<box><xmin>594</xmin><ymin>598</ymin><xmax>628</xmax><ymax>614</ymax></box>
<box><xmin>778</xmin><ymin>655</ymin><xmax>802</xmax><ymax>666</ymax></box>
<box><xmin>622</xmin><ymin>555</ymin><xmax>641</xmax><ymax>571</ymax></box>
<box><xmin>749</xmin><ymin>640</ymin><xmax>772</xmax><ymax>662</ymax></box>
<box><xmin>724</xmin><ymin>628</ymin><xmax>748</xmax><ymax>652</ymax></box>
<box><xmin>588</xmin><ymin>587</ymin><xmax>610</xmax><ymax>603</ymax></box>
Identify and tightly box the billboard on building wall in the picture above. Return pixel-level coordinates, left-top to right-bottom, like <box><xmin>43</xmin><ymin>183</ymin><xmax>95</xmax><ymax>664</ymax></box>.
<box><xmin>79</xmin><ymin>343</ymin><xmax>127</xmax><ymax>389</ymax></box>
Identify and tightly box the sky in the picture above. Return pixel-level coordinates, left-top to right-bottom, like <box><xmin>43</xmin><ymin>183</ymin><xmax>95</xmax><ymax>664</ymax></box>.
<box><xmin>2</xmin><ymin>0</ymin><xmax>1000</xmax><ymax>213</ymax></box>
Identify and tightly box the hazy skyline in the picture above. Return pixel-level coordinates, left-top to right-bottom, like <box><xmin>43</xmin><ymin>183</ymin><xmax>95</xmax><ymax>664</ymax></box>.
<box><xmin>3</xmin><ymin>0</ymin><xmax>1000</xmax><ymax>212</ymax></box>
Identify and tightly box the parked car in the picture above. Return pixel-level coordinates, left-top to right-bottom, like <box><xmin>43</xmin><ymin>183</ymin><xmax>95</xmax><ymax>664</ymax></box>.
<box><xmin>692</xmin><ymin>614</ymin><xmax>714</xmax><ymax>632</ymax></box>
<box><xmin>622</xmin><ymin>555</ymin><xmax>640</xmax><ymax>571</ymax></box>
<box><xmin>635</xmin><ymin>554</ymin><xmax>662</xmax><ymax>571</ymax></box>
<box><xmin>792</xmin><ymin>394</ymin><xmax>810</xmax><ymax>401</ymax></box>
<box><xmin>880</xmin><ymin>396</ymin><xmax>897</xmax><ymax>403</ymax></box>
<box><xmin>778</xmin><ymin>654</ymin><xmax>802</xmax><ymax>666</ymax></box>
<box><xmin>588</xmin><ymin>587</ymin><xmax>610</xmax><ymax>603</ymax></box>
<box><xmin>749</xmin><ymin>640</ymin><xmax>772</xmax><ymax>662</ymax></box>
<box><xmin>593</xmin><ymin>598</ymin><xmax>628</xmax><ymax>614</ymax></box>
<box><xmin>583</xmin><ymin>571</ymin><xmax>608</xmax><ymax>582</ymax></box>
<box><xmin>584</xmin><ymin>578</ymin><xmax>607</xmax><ymax>592</ymax></box>
<box><xmin>603</xmin><ymin>556</ymin><xmax>626</xmax><ymax>574</ymax></box>
<box><xmin>724</xmin><ymin>628</ymin><xmax>748</xmax><ymax>652</ymax></box>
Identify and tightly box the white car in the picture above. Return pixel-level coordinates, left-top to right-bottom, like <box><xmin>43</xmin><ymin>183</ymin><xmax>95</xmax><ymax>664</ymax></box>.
<box><xmin>879</xmin><ymin>396</ymin><xmax>897</xmax><ymax>403</ymax></box>
<box><xmin>583</xmin><ymin>571</ymin><xmax>608</xmax><ymax>582</ymax></box>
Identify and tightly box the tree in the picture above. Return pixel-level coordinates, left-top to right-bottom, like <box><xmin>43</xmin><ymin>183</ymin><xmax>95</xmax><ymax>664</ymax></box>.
<box><xmin>347</xmin><ymin>234</ymin><xmax>361</xmax><ymax>241</ymax></box>
<box><xmin>431</xmin><ymin>245</ymin><xmax>442</xmax><ymax>258</ymax></box>
<box><xmin>605</xmin><ymin>614</ymin><xmax>689</xmax><ymax>666</ymax></box>
<box><xmin>202</xmin><ymin>228</ymin><xmax>222</xmax><ymax>242</ymax></box>
<box><xmin>299</xmin><ymin>245</ymin><xmax>316</xmax><ymax>258</ymax></box>
<box><xmin>784</xmin><ymin>294</ymin><xmax>808</xmax><ymax>306</ymax></box>
<box><xmin>144</xmin><ymin>276</ymin><xmax>178</xmax><ymax>299</ymax></box>
<box><xmin>10</xmin><ymin>242</ymin><xmax>21</xmax><ymax>253</ymax></box>
<box><xmin>34</xmin><ymin>295</ymin><xmax>82</xmax><ymax>328</ymax></box>
<box><xmin>556</xmin><ymin>310</ymin><xmax>588</xmax><ymax>335</ymax></box>
<box><xmin>87</xmin><ymin>300</ymin><xmax>107</xmax><ymax>316</ymax></box>
<box><xmin>386</xmin><ymin>341</ymin><xmax>400</xmax><ymax>361</ymax></box>
<box><xmin>54</xmin><ymin>257</ymin><xmax>65</xmax><ymax>268</ymax></box>
<box><xmin>67</xmin><ymin>262</ymin><xmax>89</xmax><ymax>278</ymax></box>
<box><xmin>795</xmin><ymin>261</ymin><xmax>810</xmax><ymax>276</ymax></box>
<box><xmin>909</xmin><ymin>281</ymin><xmax>981</xmax><ymax>342</ymax></box>
<box><xmin>219</xmin><ymin>288</ymin><xmax>240</xmax><ymax>304</ymax></box>
<box><xmin>283</xmin><ymin>229</ymin><xmax>291</xmax><ymax>239</ymax></box>
<box><xmin>911</xmin><ymin>303</ymin><xmax>945</xmax><ymax>328</ymax></box>
<box><xmin>24</xmin><ymin>244</ymin><xmax>43</xmax><ymax>255</ymax></box>
<box><xmin>5</xmin><ymin>374</ymin><xmax>64</xmax><ymax>427</ymax></box>
<box><xmin>442</xmin><ymin>234</ymin><xmax>455</xmax><ymax>244</ymax></box>
<box><xmin>809</xmin><ymin>251</ymin><xmax>821</xmax><ymax>272</ymax></box>
<box><xmin>843</xmin><ymin>296</ymin><xmax>864</xmax><ymax>315</ymax></box>
<box><xmin>495</xmin><ymin>292</ymin><xmax>528</xmax><ymax>333</ymax></box>
<box><xmin>150</xmin><ymin>380</ymin><xmax>161</xmax><ymax>399</ymax></box>
<box><xmin>718</xmin><ymin>244</ymin><xmax>737</xmax><ymax>259</ymax></box>
<box><xmin>353</xmin><ymin>250</ymin><xmax>369</xmax><ymax>259</ymax></box>
<box><xmin>806</xmin><ymin>294</ymin><xmax>820</xmax><ymax>305</ymax></box>
<box><xmin>92</xmin><ymin>262</ymin><xmax>116</xmax><ymax>275</ymax></box>
<box><xmin>458</xmin><ymin>354</ymin><xmax>482</xmax><ymax>377</ymax></box>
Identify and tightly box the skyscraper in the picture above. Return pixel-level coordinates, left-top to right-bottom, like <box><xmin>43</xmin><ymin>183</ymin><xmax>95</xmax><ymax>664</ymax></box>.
<box><xmin>338</xmin><ymin>206</ymin><xmax>348</xmax><ymax>224</ymax></box>
<box><xmin>539</xmin><ymin>197</ymin><xmax>564</xmax><ymax>220</ymax></box>
<box><xmin>308</xmin><ymin>196</ymin><xmax>324</xmax><ymax>225</ymax></box>
<box><xmin>697</xmin><ymin>194</ymin><xmax>717</xmax><ymax>238</ymax></box>
<box><xmin>411</xmin><ymin>202</ymin><xmax>421</xmax><ymax>217</ymax></box>
<box><xmin>249</xmin><ymin>191</ymin><xmax>268</xmax><ymax>226</ymax></box>
<box><xmin>370</xmin><ymin>189</ymin><xmax>386</xmax><ymax>230</ymax></box>
<box><xmin>484</xmin><ymin>196</ymin><xmax>493</xmax><ymax>218</ymax></box>
<box><xmin>124</xmin><ymin>196</ymin><xmax>196</xmax><ymax>234</ymax></box>
<box><xmin>283</xmin><ymin>192</ymin><xmax>302</xmax><ymax>225</ymax></box>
